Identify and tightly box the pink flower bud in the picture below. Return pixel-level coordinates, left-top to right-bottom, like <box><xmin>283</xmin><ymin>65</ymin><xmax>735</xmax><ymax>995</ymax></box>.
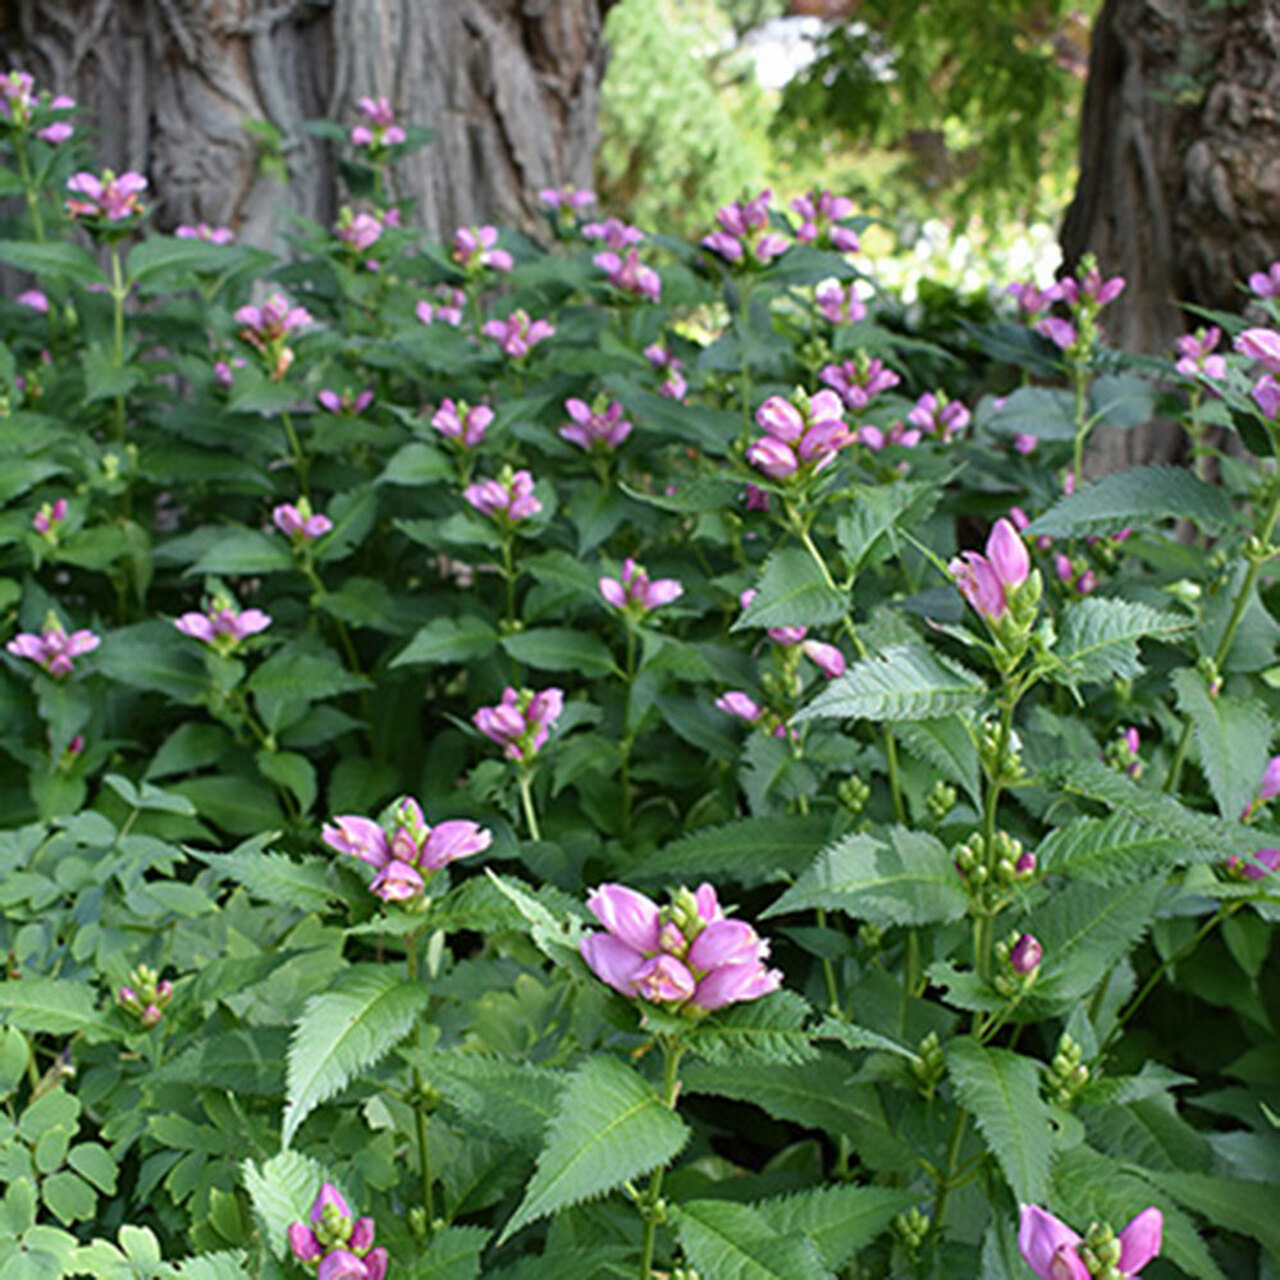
<box><xmin>288</xmin><ymin>1222</ymin><xmax>323</xmax><ymax>1263</ymax></box>
<box><xmin>986</xmin><ymin>518</ymin><xmax>1030</xmax><ymax>588</ymax></box>
<box><xmin>1010</xmin><ymin>933</ymin><xmax>1042</xmax><ymax>975</ymax></box>
<box><xmin>586</xmin><ymin>884</ymin><xmax>661</xmax><ymax>952</ymax></box>
<box><xmin>1117</xmin><ymin>1208</ymin><xmax>1163</xmax><ymax>1276</ymax></box>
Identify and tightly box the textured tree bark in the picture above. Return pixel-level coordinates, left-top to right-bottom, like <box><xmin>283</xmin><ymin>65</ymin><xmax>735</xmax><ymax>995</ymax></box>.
<box><xmin>0</xmin><ymin>0</ymin><xmax>614</xmax><ymax>246</ymax></box>
<box><xmin>1061</xmin><ymin>0</ymin><xmax>1280</xmax><ymax>472</ymax></box>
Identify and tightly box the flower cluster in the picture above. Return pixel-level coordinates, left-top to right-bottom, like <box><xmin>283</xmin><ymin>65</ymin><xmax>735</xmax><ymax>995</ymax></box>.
<box><xmin>907</xmin><ymin>391</ymin><xmax>970</xmax><ymax>443</ymax></box>
<box><xmin>351</xmin><ymin>95</ymin><xmax>405</xmax><ymax>151</ymax></box>
<box><xmin>582</xmin><ymin>217</ymin><xmax>643</xmax><ymax>250</ymax></box>
<box><xmin>0</xmin><ymin>71</ymin><xmax>74</xmax><ymax>142</ymax></box>
<box><xmin>594</xmin><ymin>247</ymin><xmax>661</xmax><ymax>301</ymax></box>
<box><xmin>1022</xmin><ymin>260</ymin><xmax>1126</xmax><ymax>354</ymax></box>
<box><xmin>1019</xmin><ymin>1204</ymin><xmax>1162</xmax><ymax>1280</ymax></box>
<box><xmin>464</xmin><ymin>468</ymin><xmax>541</xmax><ymax>524</ymax></box>
<box><xmin>175</xmin><ymin>222</ymin><xmax>235</xmax><ymax>245</ymax></box>
<box><xmin>560</xmin><ymin>396</ymin><xmax>632</xmax><ymax>452</ymax></box>
<box><xmin>1242</xmin><ymin>754</ymin><xmax>1280</xmax><ymax>822</ymax></box>
<box><xmin>322</xmin><ymin>795</ymin><xmax>491</xmax><ymax>904</ymax></box>
<box><xmin>702</xmin><ymin>189</ymin><xmax>789</xmax><ymax>266</ymax></box>
<box><xmin>738</xmin><ymin>589</ymin><xmax>845</xmax><ymax>678</ymax></box>
<box><xmin>432</xmin><ymin>398</ymin><xmax>492</xmax><ymax>449</ymax></box>
<box><xmin>1234</xmin><ymin>327</ymin><xmax>1280</xmax><ymax>418</ymax></box>
<box><xmin>65</xmin><ymin>170</ymin><xmax>148</xmax><ymax>225</ymax></box>
<box><xmin>318</xmin><ymin>388</ymin><xmax>374</xmax><ymax>416</ymax></box>
<box><xmin>1173</xmin><ymin>326</ymin><xmax>1226</xmax><ymax>381</ymax></box>
<box><xmin>7</xmin><ymin>615</ymin><xmax>100</xmax><ymax>677</ymax></box>
<box><xmin>950</xmin><ymin>518</ymin><xmax>1032</xmax><ymax>624</ymax></box>
<box><xmin>416</xmin><ymin>287</ymin><xmax>466</xmax><ymax>327</ymax></box>
<box><xmin>599</xmin><ymin>558</ymin><xmax>683</xmax><ymax>615</ymax></box>
<box><xmin>644</xmin><ymin>343</ymin><xmax>687</xmax><ymax>400</ymax></box>
<box><xmin>453</xmin><ymin>225</ymin><xmax>513</xmax><ymax>273</ymax></box>
<box><xmin>174</xmin><ymin>596</ymin><xmax>272</xmax><ymax>652</ymax></box>
<box><xmin>539</xmin><ymin>184</ymin><xmax>596</xmax><ymax>212</ymax></box>
<box><xmin>819</xmin><ymin>356</ymin><xmax>901</xmax><ymax>411</ymax></box>
<box><xmin>335</xmin><ymin>207</ymin><xmax>399</xmax><ymax>263</ymax></box>
<box><xmin>235</xmin><ymin>293</ymin><xmax>313</xmax><ymax>379</ymax></box>
<box><xmin>746</xmin><ymin>389</ymin><xmax>852</xmax><ymax>481</ymax></box>
<box><xmin>1249</xmin><ymin>261</ymin><xmax>1280</xmax><ymax>299</ymax></box>
<box><xmin>473</xmin><ymin>686</ymin><xmax>564</xmax><ymax>762</ymax></box>
<box><xmin>483</xmin><ymin>309</ymin><xmax>555</xmax><ymax>359</ymax></box>
<box><xmin>273</xmin><ymin>499</ymin><xmax>332</xmax><ymax>544</ymax></box>
<box><xmin>815</xmin><ymin>280</ymin><xmax>867</xmax><ymax>326</ymax></box>
<box><xmin>288</xmin><ymin>1183</ymin><xmax>388</xmax><ymax>1280</ymax></box>
<box><xmin>31</xmin><ymin>496</ymin><xmax>67</xmax><ymax>539</ymax></box>
<box><xmin>118</xmin><ymin>964</ymin><xmax>173</xmax><ymax>1030</ymax></box>
<box><xmin>791</xmin><ymin>189</ymin><xmax>860</xmax><ymax>252</ymax></box>
<box><xmin>579</xmin><ymin>883</ymin><xmax>782</xmax><ymax>1013</ymax></box>
<box><xmin>1101</xmin><ymin>726</ymin><xmax>1142</xmax><ymax>779</ymax></box>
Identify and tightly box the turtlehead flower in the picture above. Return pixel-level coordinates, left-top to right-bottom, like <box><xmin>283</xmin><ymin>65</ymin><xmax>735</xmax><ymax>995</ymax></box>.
<box><xmin>815</xmin><ymin>280</ymin><xmax>867</xmax><ymax>325</ymax></box>
<box><xmin>950</xmin><ymin>518</ymin><xmax>1030</xmax><ymax>623</ymax></box>
<box><xmin>322</xmin><ymin>795</ymin><xmax>491</xmax><ymax>903</ymax></box>
<box><xmin>1018</xmin><ymin>1205</ymin><xmax>1161</xmax><ymax>1280</ymax></box>
<box><xmin>66</xmin><ymin>170</ymin><xmax>148</xmax><ymax>223</ymax></box>
<box><xmin>288</xmin><ymin>1183</ymin><xmax>388</xmax><ymax>1280</ymax></box>
<box><xmin>1174</xmin><ymin>326</ymin><xmax>1226</xmax><ymax>380</ymax></box>
<box><xmin>416</xmin><ymin>287</ymin><xmax>466</xmax><ymax>327</ymax></box>
<box><xmin>582</xmin><ymin>217</ymin><xmax>644</xmax><ymax>250</ymax></box>
<box><xmin>483</xmin><ymin>310</ymin><xmax>555</xmax><ymax>359</ymax></box>
<box><xmin>539</xmin><ymin>184</ymin><xmax>596</xmax><ymax>211</ymax></box>
<box><xmin>580</xmin><ymin>883</ymin><xmax>782</xmax><ymax>1013</ymax></box>
<box><xmin>0</xmin><ymin>70</ymin><xmax>36</xmax><ymax>123</ymax></box>
<box><xmin>599</xmin><ymin>558</ymin><xmax>683</xmax><ymax>614</ymax></box>
<box><xmin>791</xmin><ymin>189</ymin><xmax>859</xmax><ymax>251</ymax></box>
<box><xmin>1014</xmin><ymin>432</ymin><xmax>1038</xmax><ymax>456</ymax></box>
<box><xmin>644</xmin><ymin>343</ymin><xmax>687</xmax><ymax>400</ymax></box>
<box><xmin>747</xmin><ymin>389</ymin><xmax>852</xmax><ymax>481</ymax></box>
<box><xmin>273</xmin><ymin>498</ymin><xmax>332</xmax><ymax>543</ymax></box>
<box><xmin>1035</xmin><ymin>315</ymin><xmax>1078</xmax><ymax>351</ymax></box>
<box><xmin>335</xmin><ymin>208</ymin><xmax>386</xmax><ymax>256</ymax></box>
<box><xmin>452</xmin><ymin>225</ymin><xmax>513</xmax><ymax>273</ymax></box>
<box><xmin>31</xmin><ymin>497</ymin><xmax>67</xmax><ymax>537</ymax></box>
<box><xmin>7</xmin><ymin>615</ymin><xmax>99</xmax><ymax>676</ymax></box>
<box><xmin>703</xmin><ymin>189</ymin><xmax>790</xmax><ymax>266</ymax></box>
<box><xmin>213</xmin><ymin>357</ymin><xmax>246</xmax><ymax>389</ymax></box>
<box><xmin>1253</xmin><ymin>374</ymin><xmax>1280</xmax><ymax>419</ymax></box>
<box><xmin>464</xmin><ymin>469</ymin><xmax>541</xmax><ymax>524</ymax></box>
<box><xmin>594</xmin><ymin>248</ymin><xmax>660</xmax><ymax>301</ymax></box>
<box><xmin>1228</xmin><ymin>848</ymin><xmax>1280</xmax><ymax>881</ymax></box>
<box><xmin>235</xmin><ymin>293</ymin><xmax>313</xmax><ymax>378</ymax></box>
<box><xmin>432</xmin><ymin>398</ymin><xmax>492</xmax><ymax>448</ymax></box>
<box><xmin>175</xmin><ymin>222</ymin><xmax>235</xmax><ymax>244</ymax></box>
<box><xmin>474</xmin><ymin>686</ymin><xmax>564</xmax><ymax>762</ymax></box>
<box><xmin>819</xmin><ymin>357</ymin><xmax>901</xmax><ymax>410</ymax></box>
<box><xmin>1236</xmin><ymin>327</ymin><xmax>1280</xmax><ymax>373</ymax></box>
<box><xmin>1009</xmin><ymin>933</ymin><xmax>1043</xmax><ymax>975</ymax></box>
<box><xmin>716</xmin><ymin>690</ymin><xmax>764</xmax><ymax>724</ymax></box>
<box><xmin>1005</xmin><ymin>280</ymin><xmax>1056</xmax><ymax>317</ymax></box>
<box><xmin>1056</xmin><ymin>265</ymin><xmax>1126</xmax><ymax>308</ymax></box>
<box><xmin>351</xmin><ymin>95</ymin><xmax>405</xmax><ymax>150</ymax></box>
<box><xmin>174</xmin><ymin>596</ymin><xmax>271</xmax><ymax>652</ymax></box>
<box><xmin>1249</xmin><ymin>261</ymin><xmax>1280</xmax><ymax>299</ymax></box>
<box><xmin>857</xmin><ymin>422</ymin><xmax>920</xmax><ymax>452</ymax></box>
<box><xmin>16</xmin><ymin>289</ymin><xmax>48</xmax><ymax>313</ymax></box>
<box><xmin>560</xmin><ymin>397</ymin><xmax>632</xmax><ymax>451</ymax></box>
<box><xmin>907</xmin><ymin>391</ymin><xmax>970</xmax><ymax>442</ymax></box>
<box><xmin>317</xmin><ymin>388</ymin><xmax>374</xmax><ymax>416</ymax></box>
<box><xmin>118</xmin><ymin>964</ymin><xmax>173</xmax><ymax>1029</ymax></box>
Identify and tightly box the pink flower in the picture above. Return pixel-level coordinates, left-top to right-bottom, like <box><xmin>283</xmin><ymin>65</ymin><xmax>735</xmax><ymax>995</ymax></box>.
<box><xmin>702</xmin><ymin>189</ymin><xmax>790</xmax><ymax>266</ymax></box>
<box><xmin>7</xmin><ymin>618</ymin><xmax>100</xmax><ymax>677</ymax></box>
<box><xmin>907</xmin><ymin>392</ymin><xmax>970</xmax><ymax>442</ymax></box>
<box><xmin>1019</xmin><ymin>1205</ymin><xmax>1161</xmax><ymax>1280</ymax></box>
<box><xmin>819</xmin><ymin>358</ymin><xmax>900</xmax><ymax>410</ymax></box>
<box><xmin>463</xmin><ymin>469</ymin><xmax>542</xmax><ymax>523</ymax></box>
<box><xmin>351</xmin><ymin>96</ymin><xmax>405</xmax><ymax>149</ymax></box>
<box><xmin>791</xmin><ymin>189</ymin><xmax>859</xmax><ymax>251</ymax></box>
<box><xmin>598</xmin><ymin>558</ymin><xmax>683</xmax><ymax>614</ymax></box>
<box><xmin>235</xmin><ymin>293</ymin><xmax>313</xmax><ymax>377</ymax></box>
<box><xmin>1035</xmin><ymin>316</ymin><xmax>1078</xmax><ymax>351</ymax></box>
<box><xmin>173</xmin><ymin>597</ymin><xmax>272</xmax><ymax>650</ymax></box>
<box><xmin>65</xmin><ymin>170</ymin><xmax>148</xmax><ymax>222</ymax></box>
<box><xmin>1228</xmin><ymin>847</ymin><xmax>1280</xmax><ymax>881</ymax></box>
<box><xmin>335</xmin><ymin>209</ymin><xmax>385</xmax><ymax>255</ymax></box>
<box><xmin>1005</xmin><ymin>280</ymin><xmax>1055</xmax><ymax>317</ymax></box>
<box><xmin>16</xmin><ymin>289</ymin><xmax>48</xmax><ymax>313</ymax></box>
<box><xmin>1013</xmin><ymin>433</ymin><xmax>1037</xmax><ymax>456</ymax></box>
<box><xmin>1009</xmin><ymin>933</ymin><xmax>1042</xmax><ymax>975</ymax></box>
<box><xmin>560</xmin><ymin>397</ymin><xmax>632</xmax><ymax>451</ymax></box>
<box><xmin>579</xmin><ymin>882</ymin><xmax>781</xmax><ymax>1012</ymax></box>
<box><xmin>416</xmin><ymin>287</ymin><xmax>466</xmax><ymax>327</ymax></box>
<box><xmin>643</xmin><ymin>343</ymin><xmax>687</xmax><ymax>401</ymax></box>
<box><xmin>539</xmin><ymin>184</ymin><xmax>596</xmax><ymax>211</ymax></box>
<box><xmin>801</xmin><ymin>639</ymin><xmax>845</xmax><ymax>678</ymax></box>
<box><xmin>594</xmin><ymin>249</ymin><xmax>661</xmax><ymax>301</ymax></box>
<box><xmin>174</xmin><ymin>222</ymin><xmax>235</xmax><ymax>244</ymax></box>
<box><xmin>482</xmin><ymin>310</ymin><xmax>555</xmax><ymax>359</ymax></box>
<box><xmin>453</xmin><ymin>225</ymin><xmax>514</xmax><ymax>273</ymax></box>
<box><xmin>432</xmin><ymin>398</ymin><xmax>492</xmax><ymax>448</ymax></box>
<box><xmin>473</xmin><ymin>686</ymin><xmax>565</xmax><ymax>762</ymax></box>
<box><xmin>950</xmin><ymin>518</ymin><xmax>1029</xmax><ymax>622</ymax></box>
<box><xmin>1252</xmin><ymin>375</ymin><xmax>1280</xmax><ymax>419</ymax></box>
<box><xmin>1237</xmin><ymin>328</ymin><xmax>1280</xmax><ymax>374</ymax></box>
<box><xmin>317</xmin><ymin>388</ymin><xmax>374</xmax><ymax>415</ymax></box>
<box><xmin>748</xmin><ymin>390</ymin><xmax>852</xmax><ymax>480</ymax></box>
<box><xmin>582</xmin><ymin>218</ymin><xmax>644</xmax><ymax>250</ymax></box>
<box><xmin>1258</xmin><ymin>755</ymin><xmax>1280</xmax><ymax>804</ymax></box>
<box><xmin>273</xmin><ymin>500</ymin><xmax>332</xmax><ymax>542</ymax></box>
<box><xmin>1173</xmin><ymin>326</ymin><xmax>1226</xmax><ymax>380</ymax></box>
<box><xmin>815</xmin><ymin>280</ymin><xmax>866</xmax><ymax>325</ymax></box>
<box><xmin>31</xmin><ymin>497</ymin><xmax>67</xmax><ymax>536</ymax></box>
<box><xmin>716</xmin><ymin>691</ymin><xmax>764</xmax><ymax>723</ymax></box>
<box><xmin>1249</xmin><ymin>261</ymin><xmax>1280</xmax><ymax>298</ymax></box>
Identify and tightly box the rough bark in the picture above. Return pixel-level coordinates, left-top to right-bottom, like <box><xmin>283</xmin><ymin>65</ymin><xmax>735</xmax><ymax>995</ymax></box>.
<box><xmin>0</xmin><ymin>0</ymin><xmax>614</xmax><ymax>246</ymax></box>
<box><xmin>1062</xmin><ymin>0</ymin><xmax>1280</xmax><ymax>473</ymax></box>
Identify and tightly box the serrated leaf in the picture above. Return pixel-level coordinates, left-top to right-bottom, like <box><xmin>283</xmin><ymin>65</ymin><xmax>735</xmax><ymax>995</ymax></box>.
<box><xmin>485</xmin><ymin>872</ymin><xmax>587</xmax><ymax>966</ymax></box>
<box><xmin>194</xmin><ymin>835</ymin><xmax>335</xmax><ymax>913</ymax></box>
<box><xmin>282</xmin><ymin>966</ymin><xmax>431</xmax><ymax>1146</ymax></box>
<box><xmin>676</xmin><ymin>1199</ymin><xmax>831</xmax><ymax>1280</ymax></box>
<box><xmin>1143</xmin><ymin>1169</ymin><xmax>1280</xmax><ymax>1263</ymax></box>
<box><xmin>392</xmin><ymin>616</ymin><xmax>499</xmax><ymax>667</ymax></box>
<box><xmin>1171</xmin><ymin>669</ymin><xmax>1272</xmax><ymax>819</ymax></box>
<box><xmin>1026</xmin><ymin>466</ymin><xmax>1234</xmax><ymax>538</ymax></box>
<box><xmin>756</xmin><ymin>1184</ymin><xmax>921</xmax><ymax>1270</ymax></box>
<box><xmin>0</xmin><ymin>239</ymin><xmax>106</xmax><ymax>283</ymax></box>
<box><xmin>0</xmin><ymin>979</ymin><xmax>109</xmax><ymax>1038</ymax></box>
<box><xmin>835</xmin><ymin>481</ymin><xmax>940</xmax><ymax>574</ymax></box>
<box><xmin>985</xmin><ymin>386</ymin><xmax>1078</xmax><ymax>441</ymax></box>
<box><xmin>684</xmin><ymin>990</ymin><xmax>816</xmax><ymax>1066</ymax></box>
<box><xmin>421</xmin><ymin>1054</ymin><xmax>564</xmax><ymax>1147</ymax></box>
<box><xmin>814</xmin><ymin>1016</ymin><xmax>917</xmax><ymax>1061</ymax></box>
<box><xmin>893</xmin><ymin>716</ymin><xmax>981</xmax><ymax>805</ymax></box>
<box><xmin>499</xmin><ymin>1056</ymin><xmax>690</xmax><ymax>1242</ymax></box>
<box><xmin>241</xmin><ymin>1151</ymin><xmax>330</xmax><ymax>1260</ymax></box>
<box><xmin>796</xmin><ymin>644</ymin><xmax>985</xmax><ymax>724</ymax></box>
<box><xmin>735</xmin><ymin>546</ymin><xmax>848</xmax><ymax>631</ymax></box>
<box><xmin>1051</xmin><ymin>599</ymin><xmax>1189</xmax><ymax>686</ymax></box>
<box><xmin>764</xmin><ymin>828</ymin><xmax>967</xmax><ymax>927</ymax></box>
<box><xmin>1037</xmin><ymin>814</ymin><xmax>1219</xmax><ymax>884</ymax></box>
<box><xmin>946</xmin><ymin>1040</ymin><xmax>1051</xmax><ymax>1202</ymax></box>
<box><xmin>500</xmin><ymin>627</ymin><xmax>616</xmax><ymax>677</ymax></box>
<box><xmin>404</xmin><ymin>1225</ymin><xmax>491</xmax><ymax>1280</ymax></box>
<box><xmin>633</xmin><ymin>816</ymin><xmax>833</xmax><ymax>889</ymax></box>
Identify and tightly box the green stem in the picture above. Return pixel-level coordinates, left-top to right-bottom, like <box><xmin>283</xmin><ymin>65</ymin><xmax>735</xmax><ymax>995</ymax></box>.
<box><xmin>404</xmin><ymin>937</ymin><xmax>435</xmax><ymax>1230</ymax></box>
<box><xmin>1165</xmin><ymin>482</ymin><xmax>1280</xmax><ymax>793</ymax></box>
<box><xmin>109</xmin><ymin>244</ymin><xmax>127</xmax><ymax>442</ymax></box>
<box><xmin>280</xmin><ymin>409</ymin><xmax>310</xmax><ymax>498</ymax></box>
<box><xmin>930</xmin><ymin>1109</ymin><xmax>969</xmax><ymax>1235</ymax></box>
<box><xmin>637</xmin><ymin>1040</ymin><xmax>684</xmax><ymax>1280</ymax></box>
<box><xmin>517</xmin><ymin>769</ymin><xmax>542</xmax><ymax>842</ymax></box>
<box><xmin>1070</xmin><ymin>359</ymin><xmax>1090</xmax><ymax>483</ymax></box>
<box><xmin>975</xmin><ymin>696</ymin><xmax>1017</xmax><ymax>981</ymax></box>
<box><xmin>502</xmin><ymin>536</ymin><xmax>517</xmax><ymax>630</ymax></box>
<box><xmin>816</xmin><ymin>905</ymin><xmax>841</xmax><ymax>1016</ymax></box>
<box><xmin>620</xmin><ymin>622</ymin><xmax>637</xmax><ymax>842</ymax></box>
<box><xmin>737</xmin><ymin>281</ymin><xmax>753</xmax><ymax>444</ymax></box>
<box><xmin>14</xmin><ymin>134</ymin><xmax>45</xmax><ymax>242</ymax></box>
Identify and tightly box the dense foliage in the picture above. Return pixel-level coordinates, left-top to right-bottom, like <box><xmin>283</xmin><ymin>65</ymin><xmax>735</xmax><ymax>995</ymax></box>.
<box><xmin>1</xmin><ymin>75</ymin><xmax>1279</xmax><ymax>1280</ymax></box>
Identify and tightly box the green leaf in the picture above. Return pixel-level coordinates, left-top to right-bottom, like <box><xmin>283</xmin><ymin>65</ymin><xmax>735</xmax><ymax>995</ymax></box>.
<box><xmin>126</xmin><ymin>235</ymin><xmax>242</xmax><ymax>283</ymax></box>
<box><xmin>0</xmin><ymin>979</ymin><xmax>109</xmax><ymax>1038</ymax></box>
<box><xmin>684</xmin><ymin>990</ymin><xmax>816</xmax><ymax>1066</ymax></box>
<box><xmin>282</xmin><ymin>965</ymin><xmax>432</xmax><ymax>1146</ymax></box>
<box><xmin>0</xmin><ymin>239</ymin><xmax>106</xmax><ymax>284</ymax></box>
<box><xmin>392</xmin><ymin>616</ymin><xmax>499</xmax><ymax>667</ymax></box>
<box><xmin>675</xmin><ymin>1199</ymin><xmax>830</xmax><ymax>1280</ymax></box>
<box><xmin>498</xmin><ymin>1056</ymin><xmax>690</xmax><ymax>1242</ymax></box>
<box><xmin>40</xmin><ymin>1172</ymin><xmax>96</xmax><ymax>1225</ymax></box>
<box><xmin>66</xmin><ymin>1144</ymin><xmax>117</xmax><ymax>1195</ymax></box>
<box><xmin>404</xmin><ymin>1226</ymin><xmax>491</xmax><ymax>1280</ymax></box>
<box><xmin>984</xmin><ymin>386</ymin><xmax>1077</xmax><ymax>442</ymax></box>
<box><xmin>893</xmin><ymin>716</ymin><xmax>981</xmax><ymax>806</ymax></box>
<box><xmin>1037</xmin><ymin>814</ymin><xmax>1217</xmax><ymax>885</ymax></box>
<box><xmin>186</xmin><ymin>529</ymin><xmax>294</xmax><ymax>576</ymax></box>
<box><xmin>196</xmin><ymin>836</ymin><xmax>335</xmax><ymax>913</ymax></box>
<box><xmin>946</xmin><ymin>1040</ymin><xmax>1052</xmax><ymax>1202</ymax></box>
<box><xmin>171</xmin><ymin>775</ymin><xmax>284</xmax><ymax>836</ymax></box>
<box><xmin>756</xmin><ymin>1185</ymin><xmax>921</xmax><ymax>1270</ymax></box>
<box><xmin>796</xmin><ymin>644</ymin><xmax>985</xmax><ymax>724</ymax></box>
<box><xmin>1144</xmin><ymin>1169</ymin><xmax>1280</xmax><ymax>1262</ymax></box>
<box><xmin>247</xmin><ymin>639</ymin><xmax>368</xmax><ymax>705</ymax></box>
<box><xmin>735</xmin><ymin>547</ymin><xmax>847</xmax><ymax>631</ymax></box>
<box><xmin>764</xmin><ymin>828</ymin><xmax>967</xmax><ymax>927</ymax></box>
<box><xmin>1051</xmin><ymin>599</ymin><xmax>1190</xmax><ymax>686</ymax></box>
<box><xmin>500</xmin><ymin>628</ymin><xmax>616</xmax><ymax>677</ymax></box>
<box><xmin>633</xmin><ymin>816</ymin><xmax>833</xmax><ymax>889</ymax></box>
<box><xmin>81</xmin><ymin>345</ymin><xmax>142</xmax><ymax>402</ymax></box>
<box><xmin>1089</xmin><ymin>372</ymin><xmax>1157</xmax><ymax>428</ymax></box>
<box><xmin>256</xmin><ymin>749</ymin><xmax>318</xmax><ymax>815</ymax></box>
<box><xmin>422</xmin><ymin>1054</ymin><xmax>564</xmax><ymax>1147</ymax></box>
<box><xmin>1171</xmin><ymin>669</ymin><xmax>1272</xmax><ymax>819</ymax></box>
<box><xmin>1026</xmin><ymin>466</ymin><xmax>1234</xmax><ymax>538</ymax></box>
<box><xmin>241</xmin><ymin>1151</ymin><xmax>330</xmax><ymax>1261</ymax></box>
<box><xmin>379</xmin><ymin>441</ymin><xmax>454</xmax><ymax>487</ymax></box>
<box><xmin>95</xmin><ymin>621</ymin><xmax>207</xmax><ymax>704</ymax></box>
<box><xmin>814</xmin><ymin>1016</ymin><xmax>917</xmax><ymax>1061</ymax></box>
<box><xmin>834</xmin><ymin>481</ymin><xmax>940</xmax><ymax>574</ymax></box>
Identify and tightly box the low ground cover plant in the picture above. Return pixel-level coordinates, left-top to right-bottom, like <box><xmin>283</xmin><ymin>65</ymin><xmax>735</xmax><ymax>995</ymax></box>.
<box><xmin>0</xmin><ymin>76</ymin><xmax>1278</xmax><ymax>1280</ymax></box>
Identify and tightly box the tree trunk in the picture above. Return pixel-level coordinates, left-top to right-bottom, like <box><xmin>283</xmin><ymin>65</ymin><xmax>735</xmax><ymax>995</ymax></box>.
<box><xmin>1061</xmin><ymin>0</ymin><xmax>1280</xmax><ymax>472</ymax></box>
<box><xmin>0</xmin><ymin>0</ymin><xmax>614</xmax><ymax>246</ymax></box>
